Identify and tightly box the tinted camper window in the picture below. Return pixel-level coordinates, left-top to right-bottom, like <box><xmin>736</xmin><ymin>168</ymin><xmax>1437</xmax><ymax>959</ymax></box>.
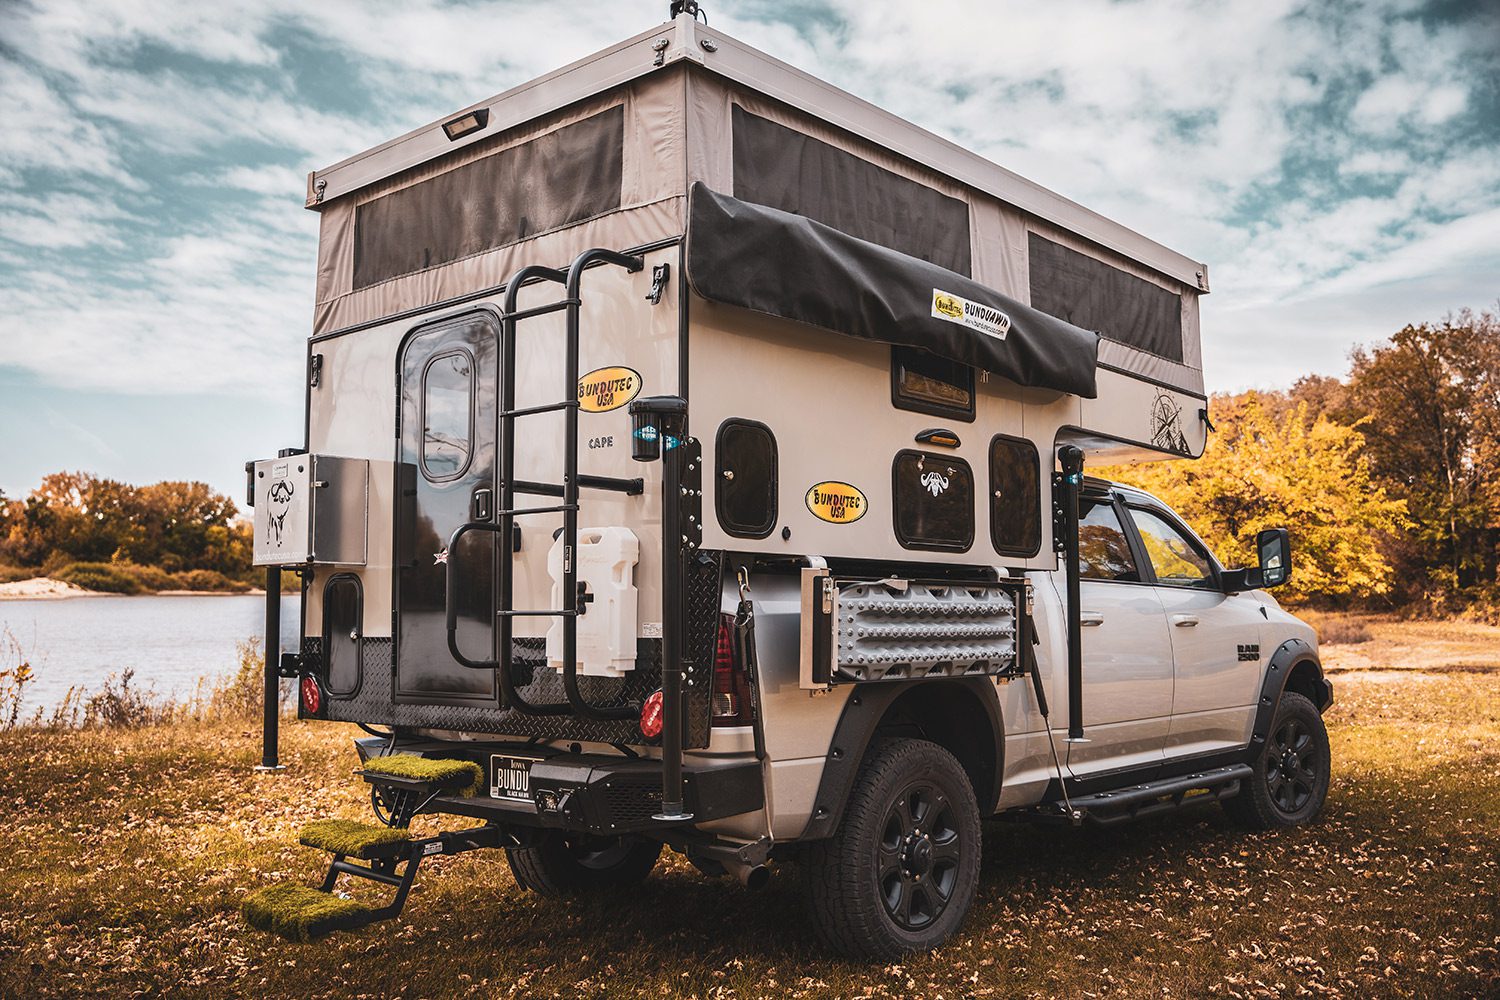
<box><xmin>892</xmin><ymin>347</ymin><xmax>975</xmax><ymax>421</ymax></box>
<box><xmin>716</xmin><ymin>419</ymin><xmax>778</xmax><ymax>538</ymax></box>
<box><xmin>354</xmin><ymin>107</ymin><xmax>624</xmax><ymax>289</ymax></box>
<box><xmin>989</xmin><ymin>435</ymin><xmax>1041</xmax><ymax>556</ymax></box>
<box><xmin>732</xmin><ymin>107</ymin><xmax>972</xmax><ymax>275</ymax></box>
<box><xmin>322</xmin><ymin>574</ymin><xmax>362</xmax><ymax>697</ymax></box>
<box><xmin>421</xmin><ymin>351</ymin><xmax>473</xmax><ymax>481</ymax></box>
<box><xmin>1028</xmin><ymin>233</ymin><xmax>1184</xmax><ymax>362</ymax></box>
<box><xmin>892</xmin><ymin>450</ymin><xmax>974</xmax><ymax>552</ymax></box>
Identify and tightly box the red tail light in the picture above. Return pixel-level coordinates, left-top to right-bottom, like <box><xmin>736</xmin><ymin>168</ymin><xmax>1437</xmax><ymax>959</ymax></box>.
<box><xmin>640</xmin><ymin>689</ymin><xmax>664</xmax><ymax>740</ymax></box>
<box><xmin>299</xmin><ymin>674</ymin><xmax>321</xmax><ymax>715</ymax></box>
<box><xmin>711</xmin><ymin>613</ymin><xmax>754</xmax><ymax>726</ymax></box>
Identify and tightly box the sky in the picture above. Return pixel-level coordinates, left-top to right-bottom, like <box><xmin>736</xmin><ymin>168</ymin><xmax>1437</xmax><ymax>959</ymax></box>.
<box><xmin>1</xmin><ymin>0</ymin><xmax>1497</xmax><ymax>502</ymax></box>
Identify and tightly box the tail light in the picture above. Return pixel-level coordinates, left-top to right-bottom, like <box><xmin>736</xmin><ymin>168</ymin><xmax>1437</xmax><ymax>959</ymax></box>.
<box><xmin>299</xmin><ymin>674</ymin><xmax>322</xmax><ymax>715</ymax></box>
<box><xmin>639</xmin><ymin>689</ymin><xmax>664</xmax><ymax>740</ymax></box>
<box><xmin>711</xmin><ymin>613</ymin><xmax>755</xmax><ymax>726</ymax></box>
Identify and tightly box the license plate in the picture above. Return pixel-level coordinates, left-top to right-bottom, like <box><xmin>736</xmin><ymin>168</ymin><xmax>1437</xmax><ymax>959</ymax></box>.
<box><xmin>489</xmin><ymin>754</ymin><xmax>536</xmax><ymax>801</ymax></box>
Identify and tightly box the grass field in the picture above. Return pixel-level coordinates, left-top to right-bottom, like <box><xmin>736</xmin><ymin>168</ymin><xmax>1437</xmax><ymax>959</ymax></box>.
<box><xmin>1</xmin><ymin>629</ymin><xmax>1497</xmax><ymax>998</ymax></box>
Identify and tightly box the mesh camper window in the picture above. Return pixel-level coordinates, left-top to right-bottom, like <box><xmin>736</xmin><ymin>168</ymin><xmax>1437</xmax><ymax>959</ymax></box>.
<box><xmin>1028</xmin><ymin>233</ymin><xmax>1184</xmax><ymax>362</ymax></box>
<box><xmin>353</xmin><ymin>106</ymin><xmax>625</xmax><ymax>290</ymax></box>
<box><xmin>732</xmin><ymin>107</ymin><xmax>972</xmax><ymax>275</ymax></box>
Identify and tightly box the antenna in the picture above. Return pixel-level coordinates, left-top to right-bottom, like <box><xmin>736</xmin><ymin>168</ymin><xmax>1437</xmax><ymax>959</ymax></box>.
<box><xmin>669</xmin><ymin>1</ymin><xmax>707</xmax><ymax>23</ymax></box>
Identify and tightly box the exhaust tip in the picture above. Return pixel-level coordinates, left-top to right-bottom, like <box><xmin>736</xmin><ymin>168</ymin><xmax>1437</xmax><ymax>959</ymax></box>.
<box><xmin>739</xmin><ymin>864</ymin><xmax>770</xmax><ymax>891</ymax></box>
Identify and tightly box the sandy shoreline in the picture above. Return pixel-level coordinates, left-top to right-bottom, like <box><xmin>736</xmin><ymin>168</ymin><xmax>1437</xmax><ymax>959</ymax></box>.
<box><xmin>0</xmin><ymin>578</ymin><xmax>270</xmax><ymax>601</ymax></box>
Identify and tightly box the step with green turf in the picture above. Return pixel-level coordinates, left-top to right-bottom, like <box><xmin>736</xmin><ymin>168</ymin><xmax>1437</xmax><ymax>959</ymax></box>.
<box><xmin>360</xmin><ymin>753</ymin><xmax>484</xmax><ymax>796</ymax></box>
<box><xmin>241</xmin><ymin>884</ymin><xmax>376</xmax><ymax>942</ymax></box>
<box><xmin>298</xmin><ymin>819</ymin><xmax>413</xmax><ymax>859</ymax></box>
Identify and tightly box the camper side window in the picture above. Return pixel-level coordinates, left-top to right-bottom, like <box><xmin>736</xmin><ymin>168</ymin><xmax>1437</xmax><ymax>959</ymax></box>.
<box><xmin>892</xmin><ymin>450</ymin><xmax>974</xmax><ymax>552</ymax></box>
<box><xmin>716</xmin><ymin>419</ymin><xmax>778</xmax><ymax>539</ymax></box>
<box><xmin>891</xmin><ymin>347</ymin><xmax>975</xmax><ymax>422</ymax></box>
<box><xmin>989</xmin><ymin>435</ymin><xmax>1041</xmax><ymax>557</ymax></box>
<box><xmin>421</xmin><ymin>350</ymin><xmax>474</xmax><ymax>482</ymax></box>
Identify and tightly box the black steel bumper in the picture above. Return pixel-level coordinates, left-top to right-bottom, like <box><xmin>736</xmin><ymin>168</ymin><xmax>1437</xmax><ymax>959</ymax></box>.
<box><xmin>354</xmin><ymin>738</ymin><xmax>763</xmax><ymax>836</ymax></box>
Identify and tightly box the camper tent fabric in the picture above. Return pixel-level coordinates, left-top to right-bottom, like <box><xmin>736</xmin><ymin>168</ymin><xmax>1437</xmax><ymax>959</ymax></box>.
<box><xmin>685</xmin><ymin>184</ymin><xmax>1100</xmax><ymax>398</ymax></box>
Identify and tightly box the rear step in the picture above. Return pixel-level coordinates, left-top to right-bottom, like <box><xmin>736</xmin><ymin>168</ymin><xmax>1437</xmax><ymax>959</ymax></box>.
<box><xmin>1042</xmin><ymin>764</ymin><xmax>1253</xmax><ymax>825</ymax></box>
<box><xmin>242</xmin><ymin>756</ymin><xmax>503</xmax><ymax>942</ymax></box>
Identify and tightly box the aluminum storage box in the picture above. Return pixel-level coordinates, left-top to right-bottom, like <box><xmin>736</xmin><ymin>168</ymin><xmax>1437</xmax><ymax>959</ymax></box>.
<box><xmin>252</xmin><ymin>454</ymin><xmax>368</xmax><ymax>566</ymax></box>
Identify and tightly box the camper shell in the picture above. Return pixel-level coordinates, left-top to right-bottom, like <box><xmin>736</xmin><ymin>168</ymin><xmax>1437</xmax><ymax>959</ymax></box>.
<box><xmin>243</xmin><ymin>10</ymin><xmax>1327</xmax><ymax>960</ymax></box>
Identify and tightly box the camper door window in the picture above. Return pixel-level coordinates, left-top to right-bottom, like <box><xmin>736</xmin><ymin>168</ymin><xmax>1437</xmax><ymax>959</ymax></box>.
<box><xmin>421</xmin><ymin>350</ymin><xmax>475</xmax><ymax>481</ymax></box>
<box><xmin>891</xmin><ymin>347</ymin><xmax>975</xmax><ymax>422</ymax></box>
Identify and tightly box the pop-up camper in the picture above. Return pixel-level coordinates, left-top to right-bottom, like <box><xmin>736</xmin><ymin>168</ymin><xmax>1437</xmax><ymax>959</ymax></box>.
<box><xmin>243</xmin><ymin>6</ymin><xmax>1329</xmax><ymax>959</ymax></box>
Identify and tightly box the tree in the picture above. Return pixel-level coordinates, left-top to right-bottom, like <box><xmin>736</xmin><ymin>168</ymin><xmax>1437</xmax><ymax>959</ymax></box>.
<box><xmin>1103</xmin><ymin>392</ymin><xmax>1408</xmax><ymax>605</ymax></box>
<box><xmin>1339</xmin><ymin>309</ymin><xmax>1500</xmax><ymax>605</ymax></box>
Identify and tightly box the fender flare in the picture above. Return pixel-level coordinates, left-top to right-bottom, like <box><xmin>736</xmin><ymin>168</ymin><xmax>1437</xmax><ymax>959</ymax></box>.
<box><xmin>1250</xmin><ymin>638</ymin><xmax>1332</xmax><ymax>753</ymax></box>
<box><xmin>796</xmin><ymin>677</ymin><xmax>1005</xmax><ymax>841</ymax></box>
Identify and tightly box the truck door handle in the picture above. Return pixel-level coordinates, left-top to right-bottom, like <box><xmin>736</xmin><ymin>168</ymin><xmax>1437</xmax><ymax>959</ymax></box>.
<box><xmin>1080</xmin><ymin>612</ymin><xmax>1105</xmax><ymax>627</ymax></box>
<box><xmin>1171</xmin><ymin>614</ymin><xmax>1200</xmax><ymax>627</ymax></box>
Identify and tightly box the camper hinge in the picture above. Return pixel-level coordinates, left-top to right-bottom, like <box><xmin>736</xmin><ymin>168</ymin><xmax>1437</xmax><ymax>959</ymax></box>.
<box><xmin>646</xmin><ymin>263</ymin><xmax>671</xmax><ymax>305</ymax></box>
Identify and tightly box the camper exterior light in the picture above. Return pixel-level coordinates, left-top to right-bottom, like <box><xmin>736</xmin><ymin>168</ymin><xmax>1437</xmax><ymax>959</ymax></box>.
<box><xmin>441</xmin><ymin>108</ymin><xmax>489</xmax><ymax>141</ymax></box>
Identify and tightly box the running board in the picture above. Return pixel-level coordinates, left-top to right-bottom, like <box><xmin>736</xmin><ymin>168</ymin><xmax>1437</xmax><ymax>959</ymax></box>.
<box><xmin>1039</xmin><ymin>764</ymin><xmax>1253</xmax><ymax>826</ymax></box>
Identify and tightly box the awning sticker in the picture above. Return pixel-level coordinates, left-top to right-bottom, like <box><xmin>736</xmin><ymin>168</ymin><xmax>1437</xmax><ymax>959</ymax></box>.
<box><xmin>931</xmin><ymin>289</ymin><xmax>1011</xmax><ymax>341</ymax></box>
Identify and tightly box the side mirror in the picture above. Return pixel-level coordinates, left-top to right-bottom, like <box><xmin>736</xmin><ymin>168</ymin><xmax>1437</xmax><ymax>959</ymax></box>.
<box><xmin>1222</xmin><ymin>527</ymin><xmax>1292</xmax><ymax>592</ymax></box>
<box><xmin>1256</xmin><ymin>527</ymin><xmax>1291</xmax><ymax>588</ymax></box>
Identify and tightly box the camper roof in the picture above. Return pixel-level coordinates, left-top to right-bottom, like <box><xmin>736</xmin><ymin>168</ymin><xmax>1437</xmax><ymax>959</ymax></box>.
<box><xmin>305</xmin><ymin>13</ymin><xmax>1208</xmax><ymax>294</ymax></box>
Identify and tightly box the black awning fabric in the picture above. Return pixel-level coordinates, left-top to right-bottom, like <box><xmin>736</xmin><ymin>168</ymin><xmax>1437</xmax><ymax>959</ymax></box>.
<box><xmin>685</xmin><ymin>184</ymin><xmax>1099</xmax><ymax>398</ymax></box>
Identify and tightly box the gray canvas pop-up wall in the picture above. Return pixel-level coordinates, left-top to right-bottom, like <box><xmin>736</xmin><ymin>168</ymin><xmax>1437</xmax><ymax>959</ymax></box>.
<box><xmin>308</xmin><ymin>22</ymin><xmax>1206</xmax><ymax>403</ymax></box>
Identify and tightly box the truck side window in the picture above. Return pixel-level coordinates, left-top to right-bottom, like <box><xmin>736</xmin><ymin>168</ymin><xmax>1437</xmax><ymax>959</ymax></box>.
<box><xmin>1078</xmin><ymin>496</ymin><xmax>1140</xmax><ymax>582</ymax></box>
<box><xmin>1127</xmin><ymin>506</ymin><xmax>1216</xmax><ymax>589</ymax></box>
<box><xmin>893</xmin><ymin>450</ymin><xmax>974</xmax><ymax>551</ymax></box>
<box><xmin>989</xmin><ymin>435</ymin><xmax>1041</xmax><ymax>556</ymax></box>
<box><xmin>891</xmin><ymin>346</ymin><xmax>975</xmax><ymax>422</ymax></box>
<box><xmin>715</xmin><ymin>419</ymin><xmax>778</xmax><ymax>538</ymax></box>
<box><xmin>421</xmin><ymin>350</ymin><xmax>474</xmax><ymax>482</ymax></box>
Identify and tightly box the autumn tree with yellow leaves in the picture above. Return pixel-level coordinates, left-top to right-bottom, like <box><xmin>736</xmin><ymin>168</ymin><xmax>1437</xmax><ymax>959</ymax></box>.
<box><xmin>1104</xmin><ymin>393</ymin><xmax>1408</xmax><ymax>606</ymax></box>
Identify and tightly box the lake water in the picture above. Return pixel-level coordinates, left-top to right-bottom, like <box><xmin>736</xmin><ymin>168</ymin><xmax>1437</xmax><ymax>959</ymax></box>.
<box><xmin>1</xmin><ymin>594</ymin><xmax>302</xmax><ymax>715</ymax></box>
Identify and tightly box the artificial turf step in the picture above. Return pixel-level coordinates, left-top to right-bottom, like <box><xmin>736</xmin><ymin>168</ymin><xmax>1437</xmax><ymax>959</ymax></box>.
<box><xmin>241</xmin><ymin>885</ymin><xmax>376</xmax><ymax>942</ymax></box>
<box><xmin>360</xmin><ymin>754</ymin><xmax>484</xmax><ymax>796</ymax></box>
<box><xmin>298</xmin><ymin>819</ymin><xmax>412</xmax><ymax>859</ymax></box>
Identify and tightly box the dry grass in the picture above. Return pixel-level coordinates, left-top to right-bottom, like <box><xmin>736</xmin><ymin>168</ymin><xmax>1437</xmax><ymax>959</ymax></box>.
<box><xmin>0</xmin><ymin>633</ymin><xmax>1497</xmax><ymax>998</ymax></box>
<box><xmin>1299</xmin><ymin>611</ymin><xmax>1375</xmax><ymax>646</ymax></box>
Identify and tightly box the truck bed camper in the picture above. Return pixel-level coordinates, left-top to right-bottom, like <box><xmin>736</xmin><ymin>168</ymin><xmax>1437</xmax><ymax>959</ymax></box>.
<box><xmin>243</xmin><ymin>6</ymin><xmax>1330</xmax><ymax>959</ymax></box>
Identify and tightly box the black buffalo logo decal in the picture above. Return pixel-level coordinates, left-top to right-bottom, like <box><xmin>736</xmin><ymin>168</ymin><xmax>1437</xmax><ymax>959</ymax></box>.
<box><xmin>267</xmin><ymin>479</ymin><xmax>295</xmax><ymax>547</ymax></box>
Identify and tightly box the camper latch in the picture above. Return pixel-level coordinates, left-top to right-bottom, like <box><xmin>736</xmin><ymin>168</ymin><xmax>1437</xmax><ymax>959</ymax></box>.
<box><xmin>647</xmin><ymin>263</ymin><xmax>671</xmax><ymax>305</ymax></box>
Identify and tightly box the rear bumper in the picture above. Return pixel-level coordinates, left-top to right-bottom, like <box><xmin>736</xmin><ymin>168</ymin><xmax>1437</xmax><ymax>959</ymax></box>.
<box><xmin>354</xmin><ymin>737</ymin><xmax>763</xmax><ymax>836</ymax></box>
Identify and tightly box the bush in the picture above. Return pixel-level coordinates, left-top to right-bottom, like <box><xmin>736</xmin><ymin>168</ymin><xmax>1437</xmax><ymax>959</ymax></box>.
<box><xmin>171</xmin><ymin>568</ymin><xmax>251</xmax><ymax>593</ymax></box>
<box><xmin>205</xmin><ymin>640</ymin><xmax>274</xmax><ymax>721</ymax></box>
<box><xmin>1303</xmin><ymin>612</ymin><xmax>1374</xmax><ymax>645</ymax></box>
<box><xmin>125</xmin><ymin>563</ymin><xmax>179</xmax><ymax>592</ymax></box>
<box><xmin>82</xmin><ymin>669</ymin><xmax>173</xmax><ymax>727</ymax></box>
<box><xmin>0</xmin><ymin>563</ymin><xmax>40</xmax><ymax>584</ymax></box>
<box><xmin>52</xmin><ymin>562</ymin><xmax>144</xmax><ymax>594</ymax></box>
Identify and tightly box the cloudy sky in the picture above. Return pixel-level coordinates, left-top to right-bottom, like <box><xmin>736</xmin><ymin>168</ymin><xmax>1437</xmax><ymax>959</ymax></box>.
<box><xmin>1</xmin><ymin>0</ymin><xmax>1497</xmax><ymax>501</ymax></box>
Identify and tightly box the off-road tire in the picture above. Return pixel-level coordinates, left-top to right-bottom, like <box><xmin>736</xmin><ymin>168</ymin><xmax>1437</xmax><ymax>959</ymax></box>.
<box><xmin>505</xmin><ymin>833</ymin><xmax>662</xmax><ymax>896</ymax></box>
<box><xmin>1224</xmin><ymin>691</ymin><xmax>1330</xmax><ymax>829</ymax></box>
<box><xmin>805</xmin><ymin>738</ymin><xmax>982</xmax><ymax>960</ymax></box>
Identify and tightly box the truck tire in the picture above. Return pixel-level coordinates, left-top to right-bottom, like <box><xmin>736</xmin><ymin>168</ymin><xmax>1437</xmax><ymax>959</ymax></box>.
<box><xmin>805</xmin><ymin>738</ymin><xmax>982</xmax><ymax>959</ymax></box>
<box><xmin>505</xmin><ymin>833</ymin><xmax>662</xmax><ymax>896</ymax></box>
<box><xmin>1224</xmin><ymin>691</ymin><xmax>1330</xmax><ymax>829</ymax></box>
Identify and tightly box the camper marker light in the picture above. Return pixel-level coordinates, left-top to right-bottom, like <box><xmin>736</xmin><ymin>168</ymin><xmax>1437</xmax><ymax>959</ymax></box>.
<box><xmin>640</xmin><ymin>689</ymin><xmax>664</xmax><ymax>739</ymax></box>
<box><xmin>299</xmin><ymin>675</ymin><xmax>321</xmax><ymax>715</ymax></box>
<box><xmin>441</xmin><ymin>108</ymin><xmax>490</xmax><ymax>141</ymax></box>
<box><xmin>916</xmin><ymin>428</ymin><xmax>962</xmax><ymax>449</ymax></box>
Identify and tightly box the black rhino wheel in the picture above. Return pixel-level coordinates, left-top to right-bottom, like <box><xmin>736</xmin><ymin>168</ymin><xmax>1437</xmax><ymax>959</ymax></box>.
<box><xmin>1225</xmin><ymin>691</ymin><xmax>1331</xmax><ymax>829</ymax></box>
<box><xmin>806</xmin><ymin>738</ymin><xmax>982</xmax><ymax>959</ymax></box>
<box><xmin>506</xmin><ymin>833</ymin><xmax>662</xmax><ymax>896</ymax></box>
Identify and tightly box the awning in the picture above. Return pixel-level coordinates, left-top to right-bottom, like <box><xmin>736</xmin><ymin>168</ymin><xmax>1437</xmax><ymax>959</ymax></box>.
<box><xmin>685</xmin><ymin>183</ymin><xmax>1100</xmax><ymax>398</ymax></box>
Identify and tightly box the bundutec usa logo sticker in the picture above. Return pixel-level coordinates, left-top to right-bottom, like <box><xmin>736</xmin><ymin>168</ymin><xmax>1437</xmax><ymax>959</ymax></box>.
<box><xmin>806</xmin><ymin>481</ymin><xmax>868</xmax><ymax>524</ymax></box>
<box><xmin>577</xmin><ymin>366</ymin><xmax>643</xmax><ymax>413</ymax></box>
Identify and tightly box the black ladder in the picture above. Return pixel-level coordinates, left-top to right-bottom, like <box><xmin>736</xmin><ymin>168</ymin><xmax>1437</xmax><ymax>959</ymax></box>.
<box><xmin>445</xmin><ymin>247</ymin><xmax>644</xmax><ymax>720</ymax></box>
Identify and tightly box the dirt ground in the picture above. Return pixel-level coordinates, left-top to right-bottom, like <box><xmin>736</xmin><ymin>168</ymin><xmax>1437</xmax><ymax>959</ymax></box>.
<box><xmin>0</xmin><ymin>623</ymin><xmax>1496</xmax><ymax>999</ymax></box>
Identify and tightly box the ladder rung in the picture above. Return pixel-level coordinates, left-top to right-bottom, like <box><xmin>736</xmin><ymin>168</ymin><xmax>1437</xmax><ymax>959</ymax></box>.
<box><xmin>511</xmin><ymin>476</ymin><xmax>644</xmax><ymax>497</ymax></box>
<box><xmin>497</xmin><ymin>609</ymin><xmax>578</xmax><ymax>618</ymax></box>
<box><xmin>501</xmin><ymin>400</ymin><xmax>576</xmax><ymax>419</ymax></box>
<box><xmin>504</xmin><ymin>298</ymin><xmax>579</xmax><ymax>323</ymax></box>
<box><xmin>497</xmin><ymin>504</ymin><xmax>576</xmax><ymax>517</ymax></box>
